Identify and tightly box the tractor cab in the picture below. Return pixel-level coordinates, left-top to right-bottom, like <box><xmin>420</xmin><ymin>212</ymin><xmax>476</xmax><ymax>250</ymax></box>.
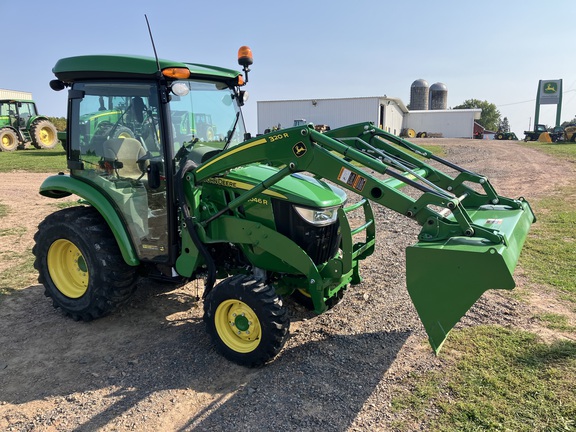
<box><xmin>0</xmin><ymin>100</ymin><xmax>38</xmax><ymax>129</ymax></box>
<box><xmin>51</xmin><ymin>57</ymin><xmax>249</xmax><ymax>266</ymax></box>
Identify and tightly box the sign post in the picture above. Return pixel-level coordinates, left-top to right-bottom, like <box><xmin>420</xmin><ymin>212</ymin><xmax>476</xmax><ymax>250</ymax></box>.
<box><xmin>534</xmin><ymin>79</ymin><xmax>563</xmax><ymax>127</ymax></box>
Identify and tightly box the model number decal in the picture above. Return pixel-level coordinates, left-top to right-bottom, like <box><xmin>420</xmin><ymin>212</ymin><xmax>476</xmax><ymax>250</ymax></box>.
<box><xmin>268</xmin><ymin>133</ymin><xmax>289</xmax><ymax>142</ymax></box>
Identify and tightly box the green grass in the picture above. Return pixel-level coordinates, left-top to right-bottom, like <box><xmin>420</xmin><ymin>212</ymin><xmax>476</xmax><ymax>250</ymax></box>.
<box><xmin>518</xmin><ymin>141</ymin><xmax>576</xmax><ymax>303</ymax></box>
<box><xmin>522</xmin><ymin>141</ymin><xmax>576</xmax><ymax>163</ymax></box>
<box><xmin>0</xmin><ymin>202</ymin><xmax>7</xmax><ymax>217</ymax></box>
<box><xmin>520</xmin><ymin>187</ymin><xmax>576</xmax><ymax>302</ymax></box>
<box><xmin>537</xmin><ymin>313</ymin><xmax>576</xmax><ymax>332</ymax></box>
<box><xmin>0</xmin><ymin>148</ymin><xmax>67</xmax><ymax>172</ymax></box>
<box><xmin>392</xmin><ymin>327</ymin><xmax>576</xmax><ymax>431</ymax></box>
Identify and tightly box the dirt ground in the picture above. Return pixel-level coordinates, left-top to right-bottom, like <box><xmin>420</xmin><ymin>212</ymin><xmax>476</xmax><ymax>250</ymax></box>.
<box><xmin>0</xmin><ymin>138</ymin><xmax>575</xmax><ymax>431</ymax></box>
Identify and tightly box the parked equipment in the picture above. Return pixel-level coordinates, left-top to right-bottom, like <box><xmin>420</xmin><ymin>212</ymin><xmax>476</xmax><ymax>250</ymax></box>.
<box><xmin>0</xmin><ymin>99</ymin><xmax>59</xmax><ymax>151</ymax></box>
<box><xmin>34</xmin><ymin>48</ymin><xmax>535</xmax><ymax>367</ymax></box>
<box><xmin>523</xmin><ymin>124</ymin><xmax>564</xmax><ymax>142</ymax></box>
<box><xmin>495</xmin><ymin>131</ymin><xmax>518</xmax><ymax>140</ymax></box>
<box><xmin>563</xmin><ymin>125</ymin><xmax>576</xmax><ymax>142</ymax></box>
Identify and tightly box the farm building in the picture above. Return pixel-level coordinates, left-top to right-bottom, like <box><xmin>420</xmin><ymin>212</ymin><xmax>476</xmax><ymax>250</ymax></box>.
<box><xmin>0</xmin><ymin>89</ymin><xmax>33</xmax><ymax>100</ymax></box>
<box><xmin>257</xmin><ymin>95</ymin><xmax>481</xmax><ymax>139</ymax></box>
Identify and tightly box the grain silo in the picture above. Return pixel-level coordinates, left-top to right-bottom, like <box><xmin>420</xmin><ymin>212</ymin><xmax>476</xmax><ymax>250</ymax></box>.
<box><xmin>410</xmin><ymin>79</ymin><xmax>429</xmax><ymax>110</ymax></box>
<box><xmin>429</xmin><ymin>82</ymin><xmax>448</xmax><ymax>110</ymax></box>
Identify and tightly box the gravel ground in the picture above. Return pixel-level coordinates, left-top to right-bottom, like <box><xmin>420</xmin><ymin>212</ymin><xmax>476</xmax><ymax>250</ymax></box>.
<box><xmin>0</xmin><ymin>138</ymin><xmax>574</xmax><ymax>431</ymax></box>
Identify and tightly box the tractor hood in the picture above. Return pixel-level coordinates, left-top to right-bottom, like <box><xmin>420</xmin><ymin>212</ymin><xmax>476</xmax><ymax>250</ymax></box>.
<box><xmin>209</xmin><ymin>164</ymin><xmax>347</xmax><ymax>208</ymax></box>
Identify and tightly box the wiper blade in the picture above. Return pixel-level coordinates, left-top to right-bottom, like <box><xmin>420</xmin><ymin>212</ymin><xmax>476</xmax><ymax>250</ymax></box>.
<box><xmin>225</xmin><ymin>111</ymin><xmax>240</xmax><ymax>148</ymax></box>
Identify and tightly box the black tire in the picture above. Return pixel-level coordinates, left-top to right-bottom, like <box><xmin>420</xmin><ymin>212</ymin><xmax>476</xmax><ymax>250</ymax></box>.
<box><xmin>204</xmin><ymin>275</ymin><xmax>289</xmax><ymax>367</ymax></box>
<box><xmin>571</xmin><ymin>135</ymin><xmax>576</xmax><ymax>143</ymax></box>
<box><xmin>33</xmin><ymin>206</ymin><xmax>138</xmax><ymax>321</ymax></box>
<box><xmin>31</xmin><ymin>119</ymin><xmax>59</xmax><ymax>149</ymax></box>
<box><xmin>111</xmin><ymin>125</ymin><xmax>135</xmax><ymax>139</ymax></box>
<box><xmin>0</xmin><ymin>128</ymin><xmax>19</xmax><ymax>151</ymax></box>
<box><xmin>496</xmin><ymin>133</ymin><xmax>504</xmax><ymax>140</ymax></box>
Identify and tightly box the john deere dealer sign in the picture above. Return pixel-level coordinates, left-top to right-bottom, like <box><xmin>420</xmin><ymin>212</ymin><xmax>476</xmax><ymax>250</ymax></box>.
<box><xmin>539</xmin><ymin>79</ymin><xmax>562</xmax><ymax>105</ymax></box>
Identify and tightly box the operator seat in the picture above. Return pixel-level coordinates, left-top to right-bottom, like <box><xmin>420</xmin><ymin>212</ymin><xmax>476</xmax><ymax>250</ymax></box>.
<box><xmin>102</xmin><ymin>137</ymin><xmax>148</xmax><ymax>179</ymax></box>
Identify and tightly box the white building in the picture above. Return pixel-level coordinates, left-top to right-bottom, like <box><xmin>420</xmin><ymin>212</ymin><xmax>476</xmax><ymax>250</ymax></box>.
<box><xmin>0</xmin><ymin>89</ymin><xmax>33</xmax><ymax>100</ymax></box>
<box><xmin>404</xmin><ymin>109</ymin><xmax>481</xmax><ymax>138</ymax></box>
<box><xmin>257</xmin><ymin>96</ymin><xmax>481</xmax><ymax>138</ymax></box>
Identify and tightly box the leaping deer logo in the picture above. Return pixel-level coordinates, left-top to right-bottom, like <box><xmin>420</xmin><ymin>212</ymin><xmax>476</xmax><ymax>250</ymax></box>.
<box><xmin>544</xmin><ymin>82</ymin><xmax>558</xmax><ymax>94</ymax></box>
<box><xmin>293</xmin><ymin>142</ymin><xmax>307</xmax><ymax>157</ymax></box>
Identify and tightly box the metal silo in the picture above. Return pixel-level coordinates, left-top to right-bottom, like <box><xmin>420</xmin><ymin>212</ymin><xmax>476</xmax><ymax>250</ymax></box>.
<box><xmin>410</xmin><ymin>79</ymin><xmax>429</xmax><ymax>110</ymax></box>
<box><xmin>429</xmin><ymin>82</ymin><xmax>448</xmax><ymax>110</ymax></box>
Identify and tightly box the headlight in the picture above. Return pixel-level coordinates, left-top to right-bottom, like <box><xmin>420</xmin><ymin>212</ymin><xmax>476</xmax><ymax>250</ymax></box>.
<box><xmin>294</xmin><ymin>206</ymin><xmax>338</xmax><ymax>226</ymax></box>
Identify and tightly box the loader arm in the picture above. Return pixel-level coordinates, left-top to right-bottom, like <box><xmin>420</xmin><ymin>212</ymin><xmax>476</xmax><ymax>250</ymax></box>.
<box><xmin>185</xmin><ymin>122</ymin><xmax>535</xmax><ymax>353</ymax></box>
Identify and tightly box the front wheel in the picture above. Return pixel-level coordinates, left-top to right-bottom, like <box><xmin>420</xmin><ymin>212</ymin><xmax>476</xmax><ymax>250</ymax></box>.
<box><xmin>33</xmin><ymin>206</ymin><xmax>138</xmax><ymax>321</ymax></box>
<box><xmin>0</xmin><ymin>128</ymin><xmax>19</xmax><ymax>151</ymax></box>
<box><xmin>204</xmin><ymin>275</ymin><xmax>289</xmax><ymax>367</ymax></box>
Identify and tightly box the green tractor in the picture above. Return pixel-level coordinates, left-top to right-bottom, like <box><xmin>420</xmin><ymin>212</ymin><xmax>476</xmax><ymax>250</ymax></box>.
<box><xmin>33</xmin><ymin>47</ymin><xmax>535</xmax><ymax>366</ymax></box>
<box><xmin>0</xmin><ymin>99</ymin><xmax>60</xmax><ymax>151</ymax></box>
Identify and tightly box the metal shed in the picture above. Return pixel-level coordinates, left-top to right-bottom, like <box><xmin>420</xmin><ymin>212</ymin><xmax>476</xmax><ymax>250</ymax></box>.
<box><xmin>403</xmin><ymin>109</ymin><xmax>481</xmax><ymax>138</ymax></box>
<box><xmin>257</xmin><ymin>96</ymin><xmax>408</xmax><ymax>135</ymax></box>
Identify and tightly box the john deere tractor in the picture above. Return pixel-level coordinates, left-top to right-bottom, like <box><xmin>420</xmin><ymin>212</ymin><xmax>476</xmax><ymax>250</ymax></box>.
<box><xmin>33</xmin><ymin>47</ymin><xmax>535</xmax><ymax>366</ymax></box>
<box><xmin>0</xmin><ymin>99</ymin><xmax>59</xmax><ymax>151</ymax></box>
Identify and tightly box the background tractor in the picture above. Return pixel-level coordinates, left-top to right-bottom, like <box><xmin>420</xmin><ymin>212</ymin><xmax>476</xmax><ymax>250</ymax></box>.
<box><xmin>33</xmin><ymin>47</ymin><xmax>535</xmax><ymax>367</ymax></box>
<box><xmin>494</xmin><ymin>131</ymin><xmax>518</xmax><ymax>140</ymax></box>
<box><xmin>0</xmin><ymin>99</ymin><xmax>60</xmax><ymax>151</ymax></box>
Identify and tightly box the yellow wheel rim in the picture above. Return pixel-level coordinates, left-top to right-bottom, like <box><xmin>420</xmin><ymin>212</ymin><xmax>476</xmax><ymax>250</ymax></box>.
<box><xmin>297</xmin><ymin>288</ymin><xmax>311</xmax><ymax>298</ymax></box>
<box><xmin>39</xmin><ymin>126</ymin><xmax>56</xmax><ymax>145</ymax></box>
<box><xmin>47</xmin><ymin>239</ymin><xmax>89</xmax><ymax>298</ymax></box>
<box><xmin>1</xmin><ymin>133</ymin><xmax>16</xmax><ymax>149</ymax></box>
<box><xmin>118</xmin><ymin>131</ymin><xmax>132</xmax><ymax>139</ymax></box>
<box><xmin>215</xmin><ymin>299</ymin><xmax>262</xmax><ymax>353</ymax></box>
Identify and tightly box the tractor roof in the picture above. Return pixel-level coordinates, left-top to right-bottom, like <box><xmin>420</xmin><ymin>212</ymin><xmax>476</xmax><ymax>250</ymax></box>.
<box><xmin>52</xmin><ymin>54</ymin><xmax>241</xmax><ymax>83</ymax></box>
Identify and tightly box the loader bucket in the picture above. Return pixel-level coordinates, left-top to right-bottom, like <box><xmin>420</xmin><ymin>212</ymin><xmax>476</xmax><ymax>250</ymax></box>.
<box><xmin>405</xmin><ymin>200</ymin><xmax>535</xmax><ymax>353</ymax></box>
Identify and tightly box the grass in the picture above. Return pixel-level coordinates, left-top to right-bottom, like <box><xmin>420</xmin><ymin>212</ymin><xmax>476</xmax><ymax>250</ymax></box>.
<box><xmin>392</xmin><ymin>327</ymin><xmax>576</xmax><ymax>431</ymax></box>
<box><xmin>391</xmin><ymin>140</ymin><xmax>576</xmax><ymax>430</ymax></box>
<box><xmin>521</xmin><ymin>186</ymin><xmax>576</xmax><ymax>303</ymax></box>
<box><xmin>0</xmin><ymin>148</ymin><xmax>67</xmax><ymax>173</ymax></box>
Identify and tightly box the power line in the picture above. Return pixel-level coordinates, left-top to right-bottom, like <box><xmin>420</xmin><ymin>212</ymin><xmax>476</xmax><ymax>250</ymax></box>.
<box><xmin>497</xmin><ymin>89</ymin><xmax>576</xmax><ymax>108</ymax></box>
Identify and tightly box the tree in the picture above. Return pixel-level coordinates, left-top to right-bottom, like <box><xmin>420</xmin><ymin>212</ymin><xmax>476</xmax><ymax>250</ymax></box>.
<box><xmin>453</xmin><ymin>99</ymin><xmax>501</xmax><ymax>132</ymax></box>
<box><xmin>498</xmin><ymin>117</ymin><xmax>510</xmax><ymax>133</ymax></box>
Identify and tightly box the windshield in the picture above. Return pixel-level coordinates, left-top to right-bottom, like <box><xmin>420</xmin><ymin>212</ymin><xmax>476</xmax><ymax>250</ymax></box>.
<box><xmin>169</xmin><ymin>80</ymin><xmax>246</xmax><ymax>153</ymax></box>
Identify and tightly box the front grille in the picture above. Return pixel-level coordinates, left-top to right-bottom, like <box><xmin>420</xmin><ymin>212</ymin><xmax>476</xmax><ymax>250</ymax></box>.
<box><xmin>272</xmin><ymin>200</ymin><xmax>340</xmax><ymax>265</ymax></box>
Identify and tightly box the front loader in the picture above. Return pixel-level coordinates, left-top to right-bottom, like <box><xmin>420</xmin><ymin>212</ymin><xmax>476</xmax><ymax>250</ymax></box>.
<box><xmin>33</xmin><ymin>47</ymin><xmax>535</xmax><ymax>367</ymax></box>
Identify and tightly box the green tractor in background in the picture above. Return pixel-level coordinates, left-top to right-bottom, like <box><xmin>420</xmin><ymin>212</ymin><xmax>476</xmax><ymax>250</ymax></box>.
<box><xmin>0</xmin><ymin>99</ymin><xmax>60</xmax><ymax>151</ymax></box>
<box><xmin>33</xmin><ymin>47</ymin><xmax>535</xmax><ymax>367</ymax></box>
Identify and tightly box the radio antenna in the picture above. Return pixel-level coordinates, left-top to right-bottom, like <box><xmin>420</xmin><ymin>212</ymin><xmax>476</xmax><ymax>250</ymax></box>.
<box><xmin>145</xmin><ymin>14</ymin><xmax>161</xmax><ymax>73</ymax></box>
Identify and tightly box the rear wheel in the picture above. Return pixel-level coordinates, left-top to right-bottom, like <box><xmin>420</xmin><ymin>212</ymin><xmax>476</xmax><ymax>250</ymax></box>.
<box><xmin>204</xmin><ymin>275</ymin><xmax>289</xmax><ymax>367</ymax></box>
<box><xmin>33</xmin><ymin>206</ymin><xmax>138</xmax><ymax>321</ymax></box>
<box><xmin>31</xmin><ymin>119</ymin><xmax>59</xmax><ymax>149</ymax></box>
<box><xmin>0</xmin><ymin>128</ymin><xmax>19</xmax><ymax>151</ymax></box>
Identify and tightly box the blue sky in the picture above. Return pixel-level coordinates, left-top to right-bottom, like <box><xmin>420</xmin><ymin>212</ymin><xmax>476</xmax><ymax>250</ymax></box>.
<box><xmin>2</xmin><ymin>0</ymin><xmax>575</xmax><ymax>137</ymax></box>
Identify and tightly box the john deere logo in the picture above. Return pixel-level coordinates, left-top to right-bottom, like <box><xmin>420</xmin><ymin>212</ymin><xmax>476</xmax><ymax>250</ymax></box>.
<box><xmin>543</xmin><ymin>82</ymin><xmax>558</xmax><ymax>94</ymax></box>
<box><xmin>292</xmin><ymin>142</ymin><xmax>307</xmax><ymax>157</ymax></box>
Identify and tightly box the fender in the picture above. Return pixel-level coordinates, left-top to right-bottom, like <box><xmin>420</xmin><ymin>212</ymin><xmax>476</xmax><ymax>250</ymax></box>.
<box><xmin>39</xmin><ymin>174</ymin><xmax>140</xmax><ymax>266</ymax></box>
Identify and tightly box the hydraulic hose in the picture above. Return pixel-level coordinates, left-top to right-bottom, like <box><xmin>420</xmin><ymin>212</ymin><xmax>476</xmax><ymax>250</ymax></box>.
<box><xmin>176</xmin><ymin>159</ymin><xmax>217</xmax><ymax>297</ymax></box>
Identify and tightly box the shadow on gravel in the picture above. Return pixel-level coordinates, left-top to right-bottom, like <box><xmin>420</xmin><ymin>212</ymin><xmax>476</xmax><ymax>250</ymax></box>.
<box><xmin>183</xmin><ymin>330</ymin><xmax>410</xmax><ymax>431</ymax></box>
<box><xmin>0</xmin><ymin>282</ymin><xmax>409</xmax><ymax>431</ymax></box>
